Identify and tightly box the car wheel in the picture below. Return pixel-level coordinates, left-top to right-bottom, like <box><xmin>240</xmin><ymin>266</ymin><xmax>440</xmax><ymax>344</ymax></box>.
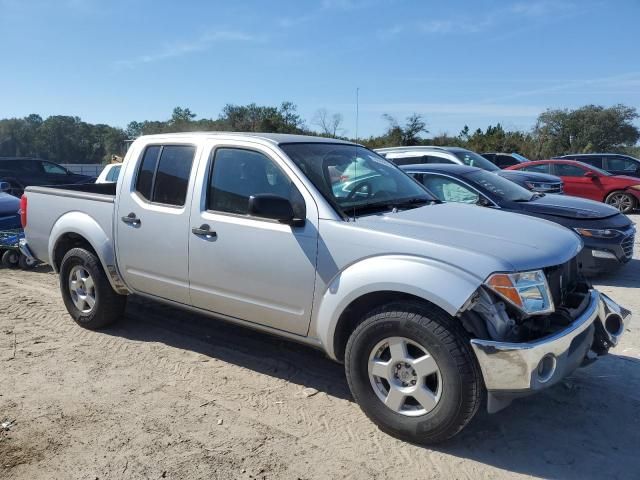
<box><xmin>1</xmin><ymin>250</ymin><xmax>20</xmax><ymax>268</ymax></box>
<box><xmin>345</xmin><ymin>301</ymin><xmax>483</xmax><ymax>444</ymax></box>
<box><xmin>605</xmin><ymin>191</ymin><xmax>636</xmax><ymax>213</ymax></box>
<box><xmin>59</xmin><ymin>247</ymin><xmax>127</xmax><ymax>329</ymax></box>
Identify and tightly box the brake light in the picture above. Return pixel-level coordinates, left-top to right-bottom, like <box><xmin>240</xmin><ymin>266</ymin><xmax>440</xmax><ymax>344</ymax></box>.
<box><xmin>20</xmin><ymin>195</ymin><xmax>27</xmax><ymax>228</ymax></box>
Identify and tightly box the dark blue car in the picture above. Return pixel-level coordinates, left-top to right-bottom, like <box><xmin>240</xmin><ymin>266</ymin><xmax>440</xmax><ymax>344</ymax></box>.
<box><xmin>402</xmin><ymin>163</ymin><xmax>635</xmax><ymax>276</ymax></box>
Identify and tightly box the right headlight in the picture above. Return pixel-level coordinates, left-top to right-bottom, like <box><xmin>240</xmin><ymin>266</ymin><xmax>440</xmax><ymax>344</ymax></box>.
<box><xmin>486</xmin><ymin>270</ymin><xmax>555</xmax><ymax>315</ymax></box>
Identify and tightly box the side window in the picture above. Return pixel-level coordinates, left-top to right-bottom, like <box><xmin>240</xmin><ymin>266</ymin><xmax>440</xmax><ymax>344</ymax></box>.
<box><xmin>497</xmin><ymin>155</ymin><xmax>517</xmax><ymax>168</ymax></box>
<box><xmin>607</xmin><ymin>156</ymin><xmax>638</xmax><ymax>172</ymax></box>
<box><xmin>135</xmin><ymin>145</ymin><xmax>195</xmax><ymax>206</ymax></box>
<box><xmin>136</xmin><ymin>146</ymin><xmax>161</xmax><ymax>200</ymax></box>
<box><xmin>578</xmin><ymin>156</ymin><xmax>603</xmax><ymax>168</ymax></box>
<box><xmin>42</xmin><ymin>162</ymin><xmax>68</xmax><ymax>174</ymax></box>
<box><xmin>107</xmin><ymin>165</ymin><xmax>121</xmax><ymax>182</ymax></box>
<box><xmin>421</xmin><ymin>175</ymin><xmax>479</xmax><ymax>204</ymax></box>
<box><xmin>207</xmin><ymin>148</ymin><xmax>295</xmax><ymax>216</ymax></box>
<box><xmin>152</xmin><ymin>146</ymin><xmax>195</xmax><ymax>206</ymax></box>
<box><xmin>389</xmin><ymin>156</ymin><xmax>427</xmax><ymax>166</ymax></box>
<box><xmin>426</xmin><ymin>155</ymin><xmax>454</xmax><ymax>164</ymax></box>
<box><xmin>555</xmin><ymin>163</ymin><xmax>587</xmax><ymax>177</ymax></box>
<box><xmin>522</xmin><ymin>164</ymin><xmax>550</xmax><ymax>174</ymax></box>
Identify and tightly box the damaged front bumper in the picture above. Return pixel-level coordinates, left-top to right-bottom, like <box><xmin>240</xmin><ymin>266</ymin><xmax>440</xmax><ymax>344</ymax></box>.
<box><xmin>470</xmin><ymin>290</ymin><xmax>631</xmax><ymax>413</ymax></box>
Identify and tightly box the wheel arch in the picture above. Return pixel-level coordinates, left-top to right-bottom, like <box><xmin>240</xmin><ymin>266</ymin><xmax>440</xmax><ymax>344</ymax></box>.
<box><xmin>49</xmin><ymin>212</ymin><xmax>129</xmax><ymax>294</ymax></box>
<box><xmin>311</xmin><ymin>255</ymin><xmax>482</xmax><ymax>361</ymax></box>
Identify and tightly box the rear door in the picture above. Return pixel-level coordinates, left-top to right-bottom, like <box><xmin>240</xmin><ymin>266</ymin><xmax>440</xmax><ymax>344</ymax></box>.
<box><xmin>187</xmin><ymin>141</ymin><xmax>318</xmax><ymax>335</ymax></box>
<box><xmin>115</xmin><ymin>142</ymin><xmax>199</xmax><ymax>304</ymax></box>
<box><xmin>552</xmin><ymin>163</ymin><xmax>603</xmax><ymax>200</ymax></box>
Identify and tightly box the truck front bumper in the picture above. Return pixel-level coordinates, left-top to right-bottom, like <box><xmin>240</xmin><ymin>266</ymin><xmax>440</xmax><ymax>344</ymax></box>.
<box><xmin>470</xmin><ymin>290</ymin><xmax>631</xmax><ymax>412</ymax></box>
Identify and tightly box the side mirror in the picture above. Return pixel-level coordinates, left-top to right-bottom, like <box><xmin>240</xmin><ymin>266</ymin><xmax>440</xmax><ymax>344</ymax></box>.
<box><xmin>476</xmin><ymin>196</ymin><xmax>491</xmax><ymax>207</ymax></box>
<box><xmin>0</xmin><ymin>181</ymin><xmax>9</xmax><ymax>193</ymax></box>
<box><xmin>248</xmin><ymin>194</ymin><xmax>304</xmax><ymax>226</ymax></box>
<box><xmin>584</xmin><ymin>171</ymin><xmax>598</xmax><ymax>179</ymax></box>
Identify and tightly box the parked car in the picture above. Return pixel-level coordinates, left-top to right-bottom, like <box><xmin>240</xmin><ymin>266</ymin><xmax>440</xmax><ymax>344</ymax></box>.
<box><xmin>0</xmin><ymin>181</ymin><xmax>21</xmax><ymax>229</ymax></box>
<box><xmin>376</xmin><ymin>146</ymin><xmax>563</xmax><ymax>194</ymax></box>
<box><xmin>481</xmin><ymin>152</ymin><xmax>530</xmax><ymax>168</ymax></box>
<box><xmin>22</xmin><ymin>133</ymin><xmax>630</xmax><ymax>444</ymax></box>
<box><xmin>506</xmin><ymin>159</ymin><xmax>640</xmax><ymax>213</ymax></box>
<box><xmin>0</xmin><ymin>157</ymin><xmax>94</xmax><ymax>197</ymax></box>
<box><xmin>555</xmin><ymin>153</ymin><xmax>640</xmax><ymax>178</ymax></box>
<box><xmin>96</xmin><ymin>163</ymin><xmax>122</xmax><ymax>184</ymax></box>
<box><xmin>401</xmin><ymin>164</ymin><xmax>635</xmax><ymax>276</ymax></box>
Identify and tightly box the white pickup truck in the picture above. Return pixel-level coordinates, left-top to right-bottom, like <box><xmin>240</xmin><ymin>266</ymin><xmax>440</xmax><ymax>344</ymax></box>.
<box><xmin>21</xmin><ymin>132</ymin><xmax>631</xmax><ymax>443</ymax></box>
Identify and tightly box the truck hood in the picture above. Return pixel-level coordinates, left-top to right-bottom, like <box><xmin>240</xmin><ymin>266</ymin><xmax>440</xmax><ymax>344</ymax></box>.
<box><xmin>355</xmin><ymin>202</ymin><xmax>582</xmax><ymax>272</ymax></box>
<box><xmin>0</xmin><ymin>192</ymin><xmax>20</xmax><ymax>216</ymax></box>
<box><xmin>521</xmin><ymin>194</ymin><xmax>621</xmax><ymax>220</ymax></box>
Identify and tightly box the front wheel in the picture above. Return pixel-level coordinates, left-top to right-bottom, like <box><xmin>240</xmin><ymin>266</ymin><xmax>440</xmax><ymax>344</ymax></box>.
<box><xmin>605</xmin><ymin>191</ymin><xmax>636</xmax><ymax>213</ymax></box>
<box><xmin>345</xmin><ymin>302</ymin><xmax>483</xmax><ymax>444</ymax></box>
<box><xmin>59</xmin><ymin>248</ymin><xmax>127</xmax><ymax>329</ymax></box>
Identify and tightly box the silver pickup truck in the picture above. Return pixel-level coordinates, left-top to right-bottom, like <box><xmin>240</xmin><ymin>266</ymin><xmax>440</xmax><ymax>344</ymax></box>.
<box><xmin>21</xmin><ymin>133</ymin><xmax>631</xmax><ymax>444</ymax></box>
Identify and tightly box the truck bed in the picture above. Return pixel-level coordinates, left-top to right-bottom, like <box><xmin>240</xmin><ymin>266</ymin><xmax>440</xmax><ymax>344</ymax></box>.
<box><xmin>24</xmin><ymin>183</ymin><xmax>116</xmax><ymax>267</ymax></box>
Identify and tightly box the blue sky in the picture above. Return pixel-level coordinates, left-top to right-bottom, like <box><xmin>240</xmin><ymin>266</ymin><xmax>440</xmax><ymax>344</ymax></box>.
<box><xmin>1</xmin><ymin>0</ymin><xmax>639</xmax><ymax>137</ymax></box>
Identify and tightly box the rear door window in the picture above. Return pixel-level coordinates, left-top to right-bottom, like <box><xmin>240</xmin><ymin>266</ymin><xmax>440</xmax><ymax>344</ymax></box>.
<box><xmin>496</xmin><ymin>155</ymin><xmax>518</xmax><ymax>168</ymax></box>
<box><xmin>135</xmin><ymin>145</ymin><xmax>195</xmax><ymax>206</ymax></box>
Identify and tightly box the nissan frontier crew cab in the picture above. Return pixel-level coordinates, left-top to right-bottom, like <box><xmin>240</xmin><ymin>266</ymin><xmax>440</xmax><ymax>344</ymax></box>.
<box><xmin>21</xmin><ymin>133</ymin><xmax>631</xmax><ymax>444</ymax></box>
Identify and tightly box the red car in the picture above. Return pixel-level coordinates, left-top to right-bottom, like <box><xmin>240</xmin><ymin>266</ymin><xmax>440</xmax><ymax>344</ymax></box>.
<box><xmin>506</xmin><ymin>159</ymin><xmax>640</xmax><ymax>213</ymax></box>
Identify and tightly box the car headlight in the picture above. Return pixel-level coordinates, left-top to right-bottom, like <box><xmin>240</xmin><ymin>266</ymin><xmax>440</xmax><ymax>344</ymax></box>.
<box><xmin>574</xmin><ymin>228</ymin><xmax>620</xmax><ymax>239</ymax></box>
<box><xmin>486</xmin><ymin>270</ymin><xmax>554</xmax><ymax>315</ymax></box>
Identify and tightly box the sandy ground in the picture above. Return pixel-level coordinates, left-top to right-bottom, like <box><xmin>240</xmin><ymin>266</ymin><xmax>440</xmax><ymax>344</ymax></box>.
<box><xmin>1</xmin><ymin>215</ymin><xmax>639</xmax><ymax>480</ymax></box>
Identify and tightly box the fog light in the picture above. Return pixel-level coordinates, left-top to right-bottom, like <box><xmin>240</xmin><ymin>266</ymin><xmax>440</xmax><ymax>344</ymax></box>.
<box><xmin>537</xmin><ymin>354</ymin><xmax>556</xmax><ymax>383</ymax></box>
<box><xmin>591</xmin><ymin>249</ymin><xmax>617</xmax><ymax>260</ymax></box>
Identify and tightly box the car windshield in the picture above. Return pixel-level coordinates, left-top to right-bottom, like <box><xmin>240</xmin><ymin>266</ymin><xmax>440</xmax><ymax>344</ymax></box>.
<box><xmin>280</xmin><ymin>143</ymin><xmax>435</xmax><ymax>216</ymax></box>
<box><xmin>464</xmin><ymin>170</ymin><xmax>534</xmax><ymax>202</ymax></box>
<box><xmin>452</xmin><ymin>150</ymin><xmax>500</xmax><ymax>171</ymax></box>
<box><xmin>511</xmin><ymin>153</ymin><xmax>530</xmax><ymax>162</ymax></box>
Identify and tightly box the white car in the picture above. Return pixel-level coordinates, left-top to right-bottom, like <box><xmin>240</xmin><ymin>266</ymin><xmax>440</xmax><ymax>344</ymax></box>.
<box><xmin>96</xmin><ymin>164</ymin><xmax>122</xmax><ymax>184</ymax></box>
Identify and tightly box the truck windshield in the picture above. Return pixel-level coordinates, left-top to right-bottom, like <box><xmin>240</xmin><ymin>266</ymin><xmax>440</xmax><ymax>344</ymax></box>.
<box><xmin>280</xmin><ymin>143</ymin><xmax>435</xmax><ymax>216</ymax></box>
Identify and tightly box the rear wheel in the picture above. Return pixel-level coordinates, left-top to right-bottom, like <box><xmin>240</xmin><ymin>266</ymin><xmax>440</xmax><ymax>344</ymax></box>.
<box><xmin>605</xmin><ymin>191</ymin><xmax>636</xmax><ymax>213</ymax></box>
<box><xmin>345</xmin><ymin>301</ymin><xmax>483</xmax><ymax>444</ymax></box>
<box><xmin>59</xmin><ymin>248</ymin><xmax>127</xmax><ymax>329</ymax></box>
<box><xmin>18</xmin><ymin>253</ymin><xmax>37</xmax><ymax>269</ymax></box>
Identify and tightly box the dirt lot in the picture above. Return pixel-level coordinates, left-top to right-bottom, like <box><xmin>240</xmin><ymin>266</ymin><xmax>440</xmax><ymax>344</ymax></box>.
<box><xmin>1</xmin><ymin>215</ymin><xmax>639</xmax><ymax>480</ymax></box>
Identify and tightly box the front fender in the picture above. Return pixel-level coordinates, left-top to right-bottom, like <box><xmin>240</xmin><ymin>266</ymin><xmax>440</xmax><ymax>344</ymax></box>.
<box><xmin>49</xmin><ymin>212</ymin><xmax>128</xmax><ymax>294</ymax></box>
<box><xmin>310</xmin><ymin>255</ymin><xmax>483</xmax><ymax>360</ymax></box>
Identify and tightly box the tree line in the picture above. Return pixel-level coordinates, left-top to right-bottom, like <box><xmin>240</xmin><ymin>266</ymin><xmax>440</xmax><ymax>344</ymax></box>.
<box><xmin>0</xmin><ymin>103</ymin><xmax>638</xmax><ymax>164</ymax></box>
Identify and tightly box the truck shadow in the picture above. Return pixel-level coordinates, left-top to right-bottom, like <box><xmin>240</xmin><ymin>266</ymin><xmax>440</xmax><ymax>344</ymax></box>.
<box><xmin>592</xmin><ymin>258</ymin><xmax>640</xmax><ymax>288</ymax></box>
<box><xmin>104</xmin><ymin>296</ymin><xmax>640</xmax><ymax>479</ymax></box>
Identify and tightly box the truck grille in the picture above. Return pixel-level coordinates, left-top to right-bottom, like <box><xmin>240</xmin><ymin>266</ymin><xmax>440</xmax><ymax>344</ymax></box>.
<box><xmin>545</xmin><ymin>256</ymin><xmax>579</xmax><ymax>307</ymax></box>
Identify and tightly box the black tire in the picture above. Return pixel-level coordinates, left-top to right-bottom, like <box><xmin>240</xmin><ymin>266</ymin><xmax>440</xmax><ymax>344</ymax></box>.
<box><xmin>345</xmin><ymin>301</ymin><xmax>483</xmax><ymax>444</ymax></box>
<box><xmin>59</xmin><ymin>247</ymin><xmax>127</xmax><ymax>329</ymax></box>
<box><xmin>1</xmin><ymin>249</ymin><xmax>20</xmax><ymax>268</ymax></box>
<box><xmin>605</xmin><ymin>190</ymin><xmax>636</xmax><ymax>213</ymax></box>
<box><xmin>18</xmin><ymin>253</ymin><xmax>37</xmax><ymax>269</ymax></box>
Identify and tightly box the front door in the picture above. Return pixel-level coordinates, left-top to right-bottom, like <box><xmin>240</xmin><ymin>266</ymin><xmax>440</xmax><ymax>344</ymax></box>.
<box><xmin>116</xmin><ymin>143</ymin><xmax>198</xmax><ymax>304</ymax></box>
<box><xmin>553</xmin><ymin>163</ymin><xmax>603</xmax><ymax>201</ymax></box>
<box><xmin>188</xmin><ymin>143</ymin><xmax>318</xmax><ymax>336</ymax></box>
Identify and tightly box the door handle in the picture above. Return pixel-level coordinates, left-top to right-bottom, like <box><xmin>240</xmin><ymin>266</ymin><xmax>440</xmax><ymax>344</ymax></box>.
<box><xmin>192</xmin><ymin>224</ymin><xmax>217</xmax><ymax>239</ymax></box>
<box><xmin>121</xmin><ymin>212</ymin><xmax>141</xmax><ymax>226</ymax></box>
